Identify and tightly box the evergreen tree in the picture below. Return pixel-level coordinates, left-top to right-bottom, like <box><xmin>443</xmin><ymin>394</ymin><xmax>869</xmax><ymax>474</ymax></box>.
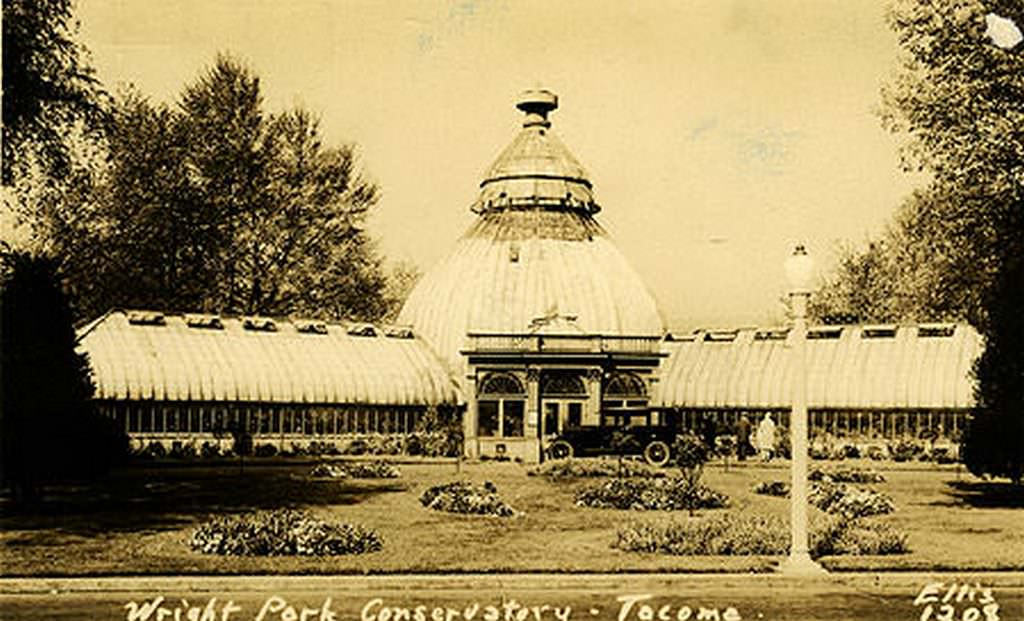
<box><xmin>1</xmin><ymin>251</ymin><xmax>127</xmax><ymax>503</ymax></box>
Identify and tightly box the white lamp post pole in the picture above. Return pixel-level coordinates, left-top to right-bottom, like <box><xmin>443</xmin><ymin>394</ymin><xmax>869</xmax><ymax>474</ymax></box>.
<box><xmin>780</xmin><ymin>244</ymin><xmax>826</xmax><ymax>575</ymax></box>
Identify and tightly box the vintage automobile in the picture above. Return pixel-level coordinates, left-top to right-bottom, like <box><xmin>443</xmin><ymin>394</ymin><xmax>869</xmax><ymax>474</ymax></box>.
<box><xmin>545</xmin><ymin>425</ymin><xmax>679</xmax><ymax>466</ymax></box>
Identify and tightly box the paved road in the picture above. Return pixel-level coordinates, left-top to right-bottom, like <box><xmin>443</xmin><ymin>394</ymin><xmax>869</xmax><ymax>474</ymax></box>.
<box><xmin>2</xmin><ymin>573</ymin><xmax>1023</xmax><ymax>621</ymax></box>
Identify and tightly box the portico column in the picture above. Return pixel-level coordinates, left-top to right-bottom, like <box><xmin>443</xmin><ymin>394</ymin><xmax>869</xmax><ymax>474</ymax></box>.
<box><xmin>584</xmin><ymin>368</ymin><xmax>603</xmax><ymax>426</ymax></box>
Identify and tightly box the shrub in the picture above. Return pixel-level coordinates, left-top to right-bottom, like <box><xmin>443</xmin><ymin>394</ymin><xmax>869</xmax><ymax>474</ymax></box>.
<box><xmin>190</xmin><ymin>509</ymin><xmax>382</xmax><ymax>556</ymax></box>
<box><xmin>809</xmin><ymin>481</ymin><xmax>895</xmax><ymax>518</ymax></box>
<box><xmin>200</xmin><ymin>441</ymin><xmax>221</xmax><ymax>459</ymax></box>
<box><xmin>809</xmin><ymin>467</ymin><xmax>886</xmax><ymax>484</ymax></box>
<box><xmin>614</xmin><ymin>513</ymin><xmax>908</xmax><ymax>557</ymax></box>
<box><xmin>344</xmin><ymin>460</ymin><xmax>400</xmax><ymax>479</ymax></box>
<box><xmin>813</xmin><ymin>516</ymin><xmax>909</xmax><ymax>556</ymax></box>
<box><xmin>756</xmin><ymin>479</ymin><xmax>895</xmax><ymax>519</ymax></box>
<box><xmin>866</xmin><ymin>445</ymin><xmax>887</xmax><ymax>461</ymax></box>
<box><xmin>419</xmin><ymin>481</ymin><xmax>518</xmax><ymax>517</ymax></box>
<box><xmin>809</xmin><ymin>446</ymin><xmax>831</xmax><ymax>460</ymax></box>
<box><xmin>143</xmin><ymin>441</ymin><xmax>167</xmax><ymax>459</ymax></box>
<box><xmin>527</xmin><ymin>458</ymin><xmax>666</xmax><ymax>479</ymax></box>
<box><xmin>890</xmin><ymin>439</ymin><xmax>923</xmax><ymax>462</ymax></box>
<box><xmin>168</xmin><ymin>442</ymin><xmax>198</xmax><ymax>459</ymax></box>
<box><xmin>344</xmin><ymin>438</ymin><xmax>367</xmax><ymax>455</ymax></box>
<box><xmin>753</xmin><ymin>480</ymin><xmax>789</xmax><ymax>497</ymax></box>
<box><xmin>254</xmin><ymin>443</ymin><xmax>278</xmax><ymax>458</ymax></box>
<box><xmin>309</xmin><ymin>463</ymin><xmax>348</xmax><ymax>478</ymax></box>
<box><xmin>673</xmin><ymin>433</ymin><xmax>711</xmax><ymax>471</ymax></box>
<box><xmin>575</xmin><ymin>476</ymin><xmax>728</xmax><ymax>513</ymax></box>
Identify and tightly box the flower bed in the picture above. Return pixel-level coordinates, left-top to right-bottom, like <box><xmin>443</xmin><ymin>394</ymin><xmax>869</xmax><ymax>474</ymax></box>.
<box><xmin>575</xmin><ymin>476</ymin><xmax>728</xmax><ymax>512</ymax></box>
<box><xmin>810</xmin><ymin>482</ymin><xmax>895</xmax><ymax>519</ymax></box>
<box><xmin>419</xmin><ymin>481</ymin><xmax>519</xmax><ymax>517</ymax></box>
<box><xmin>344</xmin><ymin>461</ymin><xmax>401</xmax><ymax>478</ymax></box>
<box><xmin>190</xmin><ymin>509</ymin><xmax>382</xmax><ymax>556</ymax></box>
<box><xmin>614</xmin><ymin>513</ymin><xmax>908</xmax><ymax>557</ymax></box>
<box><xmin>527</xmin><ymin>458</ymin><xmax>666</xmax><ymax>479</ymax></box>
<box><xmin>309</xmin><ymin>463</ymin><xmax>348</xmax><ymax>479</ymax></box>
<box><xmin>309</xmin><ymin>460</ymin><xmax>401</xmax><ymax>479</ymax></box>
<box><xmin>752</xmin><ymin>479</ymin><xmax>895</xmax><ymax>518</ymax></box>
<box><xmin>809</xmin><ymin>466</ymin><xmax>885</xmax><ymax>484</ymax></box>
<box><xmin>752</xmin><ymin>480</ymin><xmax>789</xmax><ymax>497</ymax></box>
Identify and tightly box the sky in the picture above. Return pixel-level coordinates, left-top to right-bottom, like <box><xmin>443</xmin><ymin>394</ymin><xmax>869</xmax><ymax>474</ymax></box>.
<box><xmin>75</xmin><ymin>0</ymin><xmax>925</xmax><ymax>330</ymax></box>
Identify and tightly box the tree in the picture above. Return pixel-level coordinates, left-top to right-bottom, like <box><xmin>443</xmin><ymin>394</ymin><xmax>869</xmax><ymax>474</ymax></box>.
<box><xmin>1</xmin><ymin>251</ymin><xmax>128</xmax><ymax>503</ymax></box>
<box><xmin>963</xmin><ymin>260</ymin><xmax>1024</xmax><ymax>483</ymax></box>
<box><xmin>815</xmin><ymin>0</ymin><xmax>1023</xmax><ymax>480</ymax></box>
<box><xmin>2</xmin><ymin>0</ymin><xmax>106</xmax><ymax>185</ymax></box>
<box><xmin>70</xmin><ymin>55</ymin><xmax>393</xmax><ymax>321</ymax></box>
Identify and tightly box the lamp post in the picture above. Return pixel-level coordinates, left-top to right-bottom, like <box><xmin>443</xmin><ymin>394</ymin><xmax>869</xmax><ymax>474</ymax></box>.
<box><xmin>779</xmin><ymin>244</ymin><xmax>827</xmax><ymax>575</ymax></box>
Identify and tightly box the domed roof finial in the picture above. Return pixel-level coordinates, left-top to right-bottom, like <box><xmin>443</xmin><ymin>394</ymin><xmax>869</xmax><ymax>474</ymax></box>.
<box><xmin>516</xmin><ymin>89</ymin><xmax>558</xmax><ymax>128</ymax></box>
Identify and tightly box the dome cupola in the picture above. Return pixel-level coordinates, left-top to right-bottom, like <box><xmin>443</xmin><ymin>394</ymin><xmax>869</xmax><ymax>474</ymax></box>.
<box><xmin>473</xmin><ymin>89</ymin><xmax>599</xmax><ymax>215</ymax></box>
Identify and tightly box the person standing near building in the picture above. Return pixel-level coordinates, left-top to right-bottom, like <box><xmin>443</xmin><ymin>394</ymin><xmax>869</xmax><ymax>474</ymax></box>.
<box><xmin>736</xmin><ymin>415</ymin><xmax>752</xmax><ymax>461</ymax></box>
<box><xmin>757</xmin><ymin>413</ymin><xmax>776</xmax><ymax>462</ymax></box>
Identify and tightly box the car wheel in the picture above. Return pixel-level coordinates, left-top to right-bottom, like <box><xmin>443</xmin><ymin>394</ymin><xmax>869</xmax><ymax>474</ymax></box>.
<box><xmin>643</xmin><ymin>440</ymin><xmax>670</xmax><ymax>466</ymax></box>
<box><xmin>549</xmin><ymin>440</ymin><xmax>574</xmax><ymax>460</ymax></box>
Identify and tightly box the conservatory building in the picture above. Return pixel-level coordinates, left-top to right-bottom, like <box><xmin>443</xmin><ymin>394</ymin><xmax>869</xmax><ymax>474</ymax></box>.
<box><xmin>76</xmin><ymin>89</ymin><xmax>984</xmax><ymax>462</ymax></box>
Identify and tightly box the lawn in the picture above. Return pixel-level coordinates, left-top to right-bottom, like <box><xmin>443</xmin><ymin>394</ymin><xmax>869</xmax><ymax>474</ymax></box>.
<box><xmin>1</xmin><ymin>458</ymin><xmax>1021</xmax><ymax>576</ymax></box>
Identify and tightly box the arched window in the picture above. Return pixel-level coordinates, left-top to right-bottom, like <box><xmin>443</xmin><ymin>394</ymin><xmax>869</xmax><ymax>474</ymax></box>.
<box><xmin>541</xmin><ymin>372</ymin><xmax>586</xmax><ymax>397</ymax></box>
<box><xmin>477</xmin><ymin>372</ymin><xmax>526</xmax><ymax>438</ymax></box>
<box><xmin>480</xmin><ymin>373</ymin><xmax>525</xmax><ymax>396</ymax></box>
<box><xmin>602</xmin><ymin>372</ymin><xmax>650</xmax><ymax>428</ymax></box>
<box><xmin>604</xmin><ymin>372</ymin><xmax>647</xmax><ymax>397</ymax></box>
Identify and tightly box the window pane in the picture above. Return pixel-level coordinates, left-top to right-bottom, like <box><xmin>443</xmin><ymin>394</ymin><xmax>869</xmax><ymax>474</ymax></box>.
<box><xmin>503</xmin><ymin>400</ymin><xmax>525</xmax><ymax>437</ymax></box>
<box><xmin>567</xmin><ymin>402</ymin><xmax>582</xmax><ymax>427</ymax></box>
<box><xmin>478</xmin><ymin>401</ymin><xmax>499</xmax><ymax>437</ymax></box>
<box><xmin>544</xmin><ymin>403</ymin><xmax>559</xmax><ymax>435</ymax></box>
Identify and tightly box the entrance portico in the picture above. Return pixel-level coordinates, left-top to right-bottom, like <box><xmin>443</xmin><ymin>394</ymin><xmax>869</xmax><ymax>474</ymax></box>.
<box><xmin>461</xmin><ymin>315</ymin><xmax>665</xmax><ymax>463</ymax></box>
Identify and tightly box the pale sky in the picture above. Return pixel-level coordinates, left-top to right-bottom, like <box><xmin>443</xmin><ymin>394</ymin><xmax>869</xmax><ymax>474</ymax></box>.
<box><xmin>76</xmin><ymin>0</ymin><xmax>924</xmax><ymax>330</ymax></box>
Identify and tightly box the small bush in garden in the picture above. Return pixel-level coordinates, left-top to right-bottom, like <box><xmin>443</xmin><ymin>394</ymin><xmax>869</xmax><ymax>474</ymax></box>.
<box><xmin>168</xmin><ymin>442</ymin><xmax>197</xmax><ymax>459</ymax></box>
<box><xmin>809</xmin><ymin>467</ymin><xmax>886</xmax><ymax>484</ymax></box>
<box><xmin>753</xmin><ymin>480</ymin><xmax>790</xmax><ymax>497</ymax></box>
<box><xmin>614</xmin><ymin>514</ymin><xmax>909</xmax><ymax>557</ymax></box>
<box><xmin>344</xmin><ymin>460</ymin><xmax>400</xmax><ymax>479</ymax></box>
<box><xmin>890</xmin><ymin>439</ymin><xmax>923</xmax><ymax>462</ymax></box>
<box><xmin>142</xmin><ymin>441</ymin><xmax>167</xmax><ymax>459</ymax></box>
<box><xmin>813</xmin><ymin>516</ymin><xmax>908</xmax><ymax>556</ymax></box>
<box><xmin>759</xmin><ymin>479</ymin><xmax>896</xmax><ymax>519</ymax></box>
<box><xmin>575</xmin><ymin>476</ymin><xmax>728</xmax><ymax>513</ymax></box>
<box><xmin>190</xmin><ymin>509</ymin><xmax>382</xmax><ymax>556</ymax></box>
<box><xmin>866</xmin><ymin>445</ymin><xmax>887</xmax><ymax>460</ymax></box>
<box><xmin>809</xmin><ymin>481</ymin><xmax>895</xmax><ymax>518</ymax></box>
<box><xmin>344</xmin><ymin>438</ymin><xmax>368</xmax><ymax>455</ymax></box>
<box><xmin>809</xmin><ymin>446</ymin><xmax>831</xmax><ymax>460</ymax></box>
<box><xmin>527</xmin><ymin>458</ymin><xmax>666</xmax><ymax>479</ymax></box>
<box><xmin>673</xmin><ymin>433</ymin><xmax>710</xmax><ymax>472</ymax></box>
<box><xmin>200</xmin><ymin>441</ymin><xmax>221</xmax><ymax>459</ymax></box>
<box><xmin>254</xmin><ymin>443</ymin><xmax>278</xmax><ymax>458</ymax></box>
<box><xmin>419</xmin><ymin>481</ymin><xmax>518</xmax><ymax>517</ymax></box>
<box><xmin>309</xmin><ymin>462</ymin><xmax>348</xmax><ymax>478</ymax></box>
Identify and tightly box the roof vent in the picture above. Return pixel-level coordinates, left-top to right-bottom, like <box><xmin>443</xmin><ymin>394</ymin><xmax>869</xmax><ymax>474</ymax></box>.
<box><xmin>242</xmin><ymin>317</ymin><xmax>277</xmax><ymax>332</ymax></box>
<box><xmin>516</xmin><ymin>89</ymin><xmax>558</xmax><ymax>128</ymax></box>
<box><xmin>918</xmin><ymin>323</ymin><xmax>955</xmax><ymax>338</ymax></box>
<box><xmin>127</xmin><ymin>311</ymin><xmax>165</xmax><ymax>326</ymax></box>
<box><xmin>807</xmin><ymin>327</ymin><xmax>842</xmax><ymax>340</ymax></box>
<box><xmin>295</xmin><ymin>320</ymin><xmax>329</xmax><ymax>335</ymax></box>
<box><xmin>704</xmin><ymin>330</ymin><xmax>738</xmax><ymax>342</ymax></box>
<box><xmin>384</xmin><ymin>326</ymin><xmax>415</xmax><ymax>339</ymax></box>
<box><xmin>861</xmin><ymin>325</ymin><xmax>897</xmax><ymax>339</ymax></box>
<box><xmin>347</xmin><ymin>323</ymin><xmax>377</xmax><ymax>337</ymax></box>
<box><xmin>185</xmin><ymin>314</ymin><xmax>223</xmax><ymax>330</ymax></box>
<box><xmin>754</xmin><ymin>328</ymin><xmax>790</xmax><ymax>341</ymax></box>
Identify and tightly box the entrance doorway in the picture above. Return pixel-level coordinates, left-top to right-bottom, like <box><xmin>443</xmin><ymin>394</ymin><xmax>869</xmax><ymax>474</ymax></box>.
<box><xmin>542</xmin><ymin>400</ymin><xmax>583</xmax><ymax>438</ymax></box>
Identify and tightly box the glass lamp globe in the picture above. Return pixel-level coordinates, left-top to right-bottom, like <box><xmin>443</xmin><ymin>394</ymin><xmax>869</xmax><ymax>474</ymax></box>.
<box><xmin>785</xmin><ymin>244</ymin><xmax>815</xmax><ymax>293</ymax></box>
